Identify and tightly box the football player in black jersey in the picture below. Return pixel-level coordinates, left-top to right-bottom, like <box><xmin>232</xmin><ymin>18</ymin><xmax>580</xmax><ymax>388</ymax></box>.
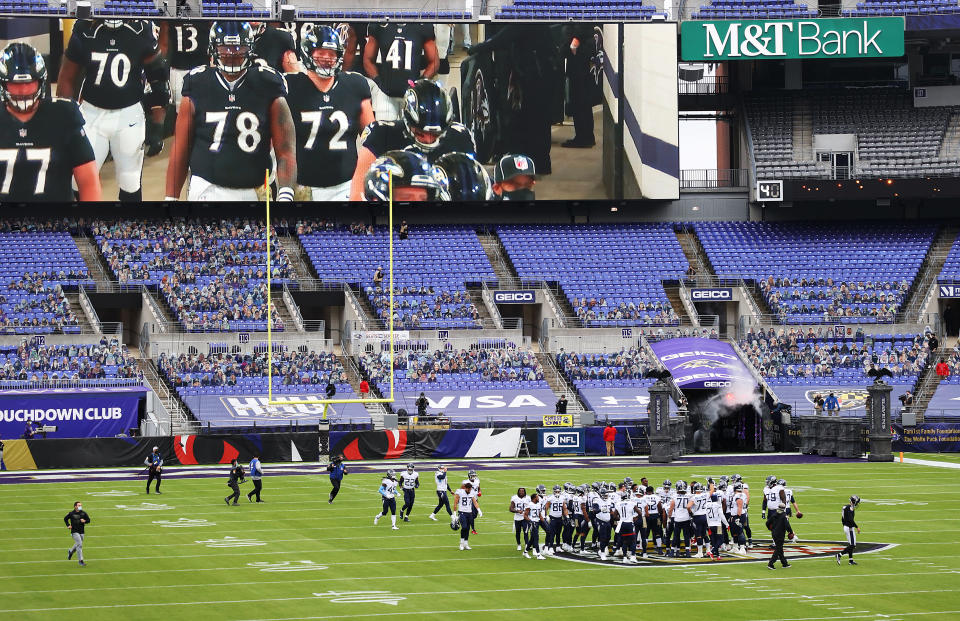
<box><xmin>363</xmin><ymin>150</ymin><xmax>449</xmax><ymax>202</ymax></box>
<box><xmin>279</xmin><ymin>22</ymin><xmax>359</xmax><ymax>76</ymax></box>
<box><xmin>57</xmin><ymin>19</ymin><xmax>169</xmax><ymax>202</ymax></box>
<box><xmin>349</xmin><ymin>79</ymin><xmax>474</xmax><ymax>200</ymax></box>
<box><xmin>435</xmin><ymin>152</ymin><xmax>493</xmax><ymax>201</ymax></box>
<box><xmin>287</xmin><ymin>25</ymin><xmax>375</xmax><ymax>202</ymax></box>
<box><xmin>0</xmin><ymin>43</ymin><xmax>101</xmax><ymax>202</ymax></box>
<box><xmin>164</xmin><ymin>21</ymin><xmax>297</xmax><ymax>202</ymax></box>
<box><xmin>250</xmin><ymin>22</ymin><xmax>299</xmax><ymax>73</ymax></box>
<box><xmin>159</xmin><ymin>20</ymin><xmax>211</xmax><ymax>112</ymax></box>
<box><xmin>363</xmin><ymin>23</ymin><xmax>439</xmax><ymax>120</ymax></box>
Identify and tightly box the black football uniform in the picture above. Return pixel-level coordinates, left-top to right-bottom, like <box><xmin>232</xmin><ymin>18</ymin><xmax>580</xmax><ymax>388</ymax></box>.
<box><xmin>65</xmin><ymin>20</ymin><xmax>160</xmax><ymax>110</ymax></box>
<box><xmin>367</xmin><ymin>23</ymin><xmax>434</xmax><ymax>97</ymax></box>
<box><xmin>0</xmin><ymin>99</ymin><xmax>95</xmax><ymax>202</ymax></box>
<box><xmin>168</xmin><ymin>21</ymin><xmax>211</xmax><ymax>70</ymax></box>
<box><xmin>287</xmin><ymin>71</ymin><xmax>370</xmax><ymax>188</ymax></box>
<box><xmin>253</xmin><ymin>26</ymin><xmax>296</xmax><ymax>73</ymax></box>
<box><xmin>360</xmin><ymin>120</ymin><xmax>475</xmax><ymax>162</ymax></box>
<box><xmin>182</xmin><ymin>65</ymin><xmax>287</xmax><ymax>188</ymax></box>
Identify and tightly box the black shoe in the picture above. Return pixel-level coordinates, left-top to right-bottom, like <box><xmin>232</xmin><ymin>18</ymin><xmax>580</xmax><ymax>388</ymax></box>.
<box><xmin>224</xmin><ymin>497</ymin><xmax>230</xmax><ymax>506</ymax></box>
<box><xmin>328</xmin><ymin>498</ymin><xmax>333</xmax><ymax>504</ymax></box>
<box><xmin>403</xmin><ymin>516</ymin><xmax>410</xmax><ymax>522</ymax></box>
<box><xmin>68</xmin><ymin>549</ymin><xmax>74</xmax><ymax>560</ymax></box>
<box><xmin>836</xmin><ymin>553</ymin><xmax>842</xmax><ymax>565</ymax></box>
<box><xmin>782</xmin><ymin>563</ymin><xmax>791</xmax><ymax>568</ymax></box>
<box><xmin>849</xmin><ymin>559</ymin><xmax>857</xmax><ymax>565</ymax></box>
<box><xmin>767</xmin><ymin>564</ymin><xmax>776</xmax><ymax>570</ymax></box>
<box><xmin>256</xmin><ymin>499</ymin><xmax>264</xmax><ymax>503</ymax></box>
<box><xmin>561</xmin><ymin>139</ymin><xmax>595</xmax><ymax>149</ymax></box>
<box><xmin>155</xmin><ymin>490</ymin><xmax>161</xmax><ymax>494</ymax></box>
<box><xmin>79</xmin><ymin>561</ymin><xmax>86</xmax><ymax>567</ymax></box>
<box><xmin>232</xmin><ymin>502</ymin><xmax>239</xmax><ymax>506</ymax></box>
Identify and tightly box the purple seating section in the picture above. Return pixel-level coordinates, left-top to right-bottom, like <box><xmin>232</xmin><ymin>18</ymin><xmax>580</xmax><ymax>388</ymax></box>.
<box><xmin>0</xmin><ymin>0</ymin><xmax>66</xmax><ymax>13</ymax></box>
<box><xmin>844</xmin><ymin>0</ymin><xmax>960</xmax><ymax>16</ymax></box>
<box><xmin>937</xmin><ymin>233</ymin><xmax>960</xmax><ymax>284</ymax></box>
<box><xmin>556</xmin><ymin>348</ymin><xmax>654</xmax><ymax>390</ymax></box>
<box><xmin>99</xmin><ymin>1</ymin><xmax>160</xmax><ymax>15</ymax></box>
<box><xmin>495</xmin><ymin>1</ymin><xmax>666</xmax><ymax>19</ymax></box>
<box><xmin>693</xmin><ymin>0</ymin><xmax>815</xmax><ymax>19</ymax></box>
<box><xmin>200</xmin><ymin>1</ymin><xmax>269</xmax><ymax>17</ymax></box>
<box><xmin>0</xmin><ymin>341</ymin><xmax>142</xmax><ymax>385</ymax></box>
<box><xmin>0</xmin><ymin>231</ymin><xmax>90</xmax><ymax>334</ymax></box>
<box><xmin>740</xmin><ymin>328</ymin><xmax>931</xmax><ymax>386</ymax></box>
<box><xmin>497</xmin><ymin>224</ymin><xmax>686</xmax><ymax>327</ymax></box>
<box><xmin>299</xmin><ymin>225</ymin><xmax>493</xmax><ymax>330</ymax></box>
<box><xmin>93</xmin><ymin>220</ymin><xmax>291</xmax><ymax>332</ymax></box>
<box><xmin>695</xmin><ymin>222</ymin><xmax>937</xmax><ymax>324</ymax></box>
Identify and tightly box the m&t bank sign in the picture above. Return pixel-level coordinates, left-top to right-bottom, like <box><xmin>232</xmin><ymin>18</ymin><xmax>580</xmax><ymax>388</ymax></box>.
<box><xmin>681</xmin><ymin>18</ymin><xmax>904</xmax><ymax>60</ymax></box>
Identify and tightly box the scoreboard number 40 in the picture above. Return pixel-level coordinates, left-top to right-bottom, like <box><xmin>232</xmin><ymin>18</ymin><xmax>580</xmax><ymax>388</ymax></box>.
<box><xmin>757</xmin><ymin>180</ymin><xmax>783</xmax><ymax>202</ymax></box>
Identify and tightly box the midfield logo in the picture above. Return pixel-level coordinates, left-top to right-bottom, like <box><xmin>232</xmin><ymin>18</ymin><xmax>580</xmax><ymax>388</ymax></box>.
<box><xmin>553</xmin><ymin>539</ymin><xmax>893</xmax><ymax>567</ymax></box>
<box><xmin>681</xmin><ymin>18</ymin><xmax>904</xmax><ymax>61</ymax></box>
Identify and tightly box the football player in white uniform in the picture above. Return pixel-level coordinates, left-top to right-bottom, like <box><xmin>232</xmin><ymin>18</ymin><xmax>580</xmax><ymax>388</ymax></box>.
<box><xmin>670</xmin><ymin>480</ymin><xmax>694</xmax><ymax>558</ymax></box>
<box><xmin>428</xmin><ymin>464</ymin><xmax>452</xmax><ymax>521</ymax></box>
<box><xmin>639</xmin><ymin>486</ymin><xmax>663</xmax><ymax>557</ymax></box>
<box><xmin>732</xmin><ymin>473</ymin><xmax>753</xmax><ymax>546</ymax></box>
<box><xmin>689</xmin><ymin>481</ymin><xmax>711</xmax><ymax>558</ymax></box>
<box><xmin>510</xmin><ymin>487</ymin><xmax>529</xmax><ymax>552</ymax></box>
<box><xmin>592</xmin><ymin>484</ymin><xmax>613</xmax><ymax>560</ymax></box>
<box><xmin>522</xmin><ymin>491</ymin><xmax>547</xmax><ymax>560</ymax></box>
<box><xmin>657</xmin><ymin>480</ymin><xmax>675</xmax><ymax>550</ymax></box>
<box><xmin>374</xmin><ymin>469</ymin><xmax>400</xmax><ymax>530</ymax></box>
<box><xmin>728</xmin><ymin>482</ymin><xmax>748</xmax><ymax>554</ymax></box>
<box><xmin>543</xmin><ymin>485</ymin><xmax>566</xmax><ymax>555</ymax></box>
<box><xmin>612</xmin><ymin>489</ymin><xmax>640</xmax><ymax>564</ymax></box>
<box><xmin>461</xmin><ymin>469</ymin><xmax>481</xmax><ymax>534</ymax></box>
<box><xmin>705</xmin><ymin>493</ymin><xmax>729</xmax><ymax>560</ymax></box>
<box><xmin>573</xmin><ymin>485</ymin><xmax>591</xmax><ymax>553</ymax></box>
<box><xmin>398</xmin><ymin>463</ymin><xmax>419</xmax><ymax>522</ymax></box>
<box><xmin>454</xmin><ymin>482</ymin><xmax>480</xmax><ymax>550</ymax></box>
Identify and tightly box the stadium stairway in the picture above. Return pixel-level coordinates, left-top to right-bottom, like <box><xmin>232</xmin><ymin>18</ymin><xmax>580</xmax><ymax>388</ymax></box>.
<box><xmin>271</xmin><ymin>296</ymin><xmax>298</xmax><ymax>332</ymax></box>
<box><xmin>278</xmin><ymin>234</ymin><xmax>317</xmax><ymax>283</ymax></box>
<box><xmin>684</xmin><ymin>227</ymin><xmax>775</xmax><ymax>317</ymax></box>
<box><xmin>534</xmin><ymin>349</ymin><xmax>587</xmax><ymax>421</ymax></box>
<box><xmin>72</xmin><ymin>233</ymin><xmax>116</xmax><ymax>291</ymax></box>
<box><xmin>664</xmin><ymin>286</ymin><xmax>692</xmax><ymax>325</ymax></box>
<box><xmin>337</xmin><ymin>352</ymin><xmax>388</xmax><ymax>426</ymax></box>
<box><xmin>466</xmin><ymin>286</ymin><xmax>494</xmax><ymax>324</ymax></box>
<box><xmin>64</xmin><ymin>292</ymin><xmax>97</xmax><ymax>333</ymax></box>
<box><xmin>136</xmin><ymin>356</ymin><xmax>197</xmax><ymax>434</ymax></box>
<box><xmin>939</xmin><ymin>111</ymin><xmax>960</xmax><ymax>161</ymax></box>
<box><xmin>901</xmin><ymin>224</ymin><xmax>960</xmax><ymax>323</ymax></box>
<box><xmin>476</xmin><ymin>229</ymin><xmax>521</xmax><ymax>287</ymax></box>
<box><xmin>911</xmin><ymin>349</ymin><xmax>951</xmax><ymax>423</ymax></box>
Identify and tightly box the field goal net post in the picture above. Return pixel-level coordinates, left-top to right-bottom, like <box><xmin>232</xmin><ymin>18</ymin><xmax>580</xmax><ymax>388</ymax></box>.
<box><xmin>264</xmin><ymin>171</ymin><xmax>397</xmax><ymax>417</ymax></box>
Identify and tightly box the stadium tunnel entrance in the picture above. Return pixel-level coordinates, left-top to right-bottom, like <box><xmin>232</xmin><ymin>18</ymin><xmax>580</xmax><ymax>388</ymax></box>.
<box><xmin>682</xmin><ymin>386</ymin><xmax>767</xmax><ymax>453</ymax></box>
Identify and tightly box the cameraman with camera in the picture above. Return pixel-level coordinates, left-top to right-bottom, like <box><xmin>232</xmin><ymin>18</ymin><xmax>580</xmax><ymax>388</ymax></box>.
<box><xmin>898</xmin><ymin>391</ymin><xmax>914</xmax><ymax>411</ymax></box>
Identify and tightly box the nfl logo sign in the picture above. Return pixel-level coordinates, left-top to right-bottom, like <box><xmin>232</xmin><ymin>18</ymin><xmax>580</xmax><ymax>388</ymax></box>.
<box><xmin>228</xmin><ymin>94</ymin><xmax>236</xmax><ymax>102</ymax></box>
<box><xmin>110</xmin><ymin>40</ymin><xmax>116</xmax><ymax>45</ymax></box>
<box><xmin>18</xmin><ymin>128</ymin><xmax>26</xmax><ymax>137</ymax></box>
<box><xmin>514</xmin><ymin>156</ymin><xmax>528</xmax><ymax>170</ymax></box>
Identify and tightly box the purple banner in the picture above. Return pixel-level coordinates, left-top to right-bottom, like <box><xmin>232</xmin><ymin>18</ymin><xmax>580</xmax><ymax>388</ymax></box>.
<box><xmin>392</xmin><ymin>389</ymin><xmax>558</xmax><ymax>420</ymax></box>
<box><xmin>769</xmin><ymin>382</ymin><xmax>913</xmax><ymax>415</ymax></box>
<box><xmin>0</xmin><ymin>387</ymin><xmax>144</xmax><ymax>439</ymax></box>
<box><xmin>893</xmin><ymin>423</ymin><xmax>960</xmax><ymax>453</ymax></box>
<box><xmin>181</xmin><ymin>393</ymin><xmax>370</xmax><ymax>428</ymax></box>
<box><xmin>579</xmin><ymin>387</ymin><xmax>668</xmax><ymax>420</ymax></box>
<box><xmin>650</xmin><ymin>337</ymin><xmax>756</xmax><ymax>389</ymax></box>
<box><xmin>924</xmin><ymin>384</ymin><xmax>960</xmax><ymax>414</ymax></box>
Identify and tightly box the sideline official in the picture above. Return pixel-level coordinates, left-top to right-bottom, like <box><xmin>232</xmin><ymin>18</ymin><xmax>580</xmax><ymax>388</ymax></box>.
<box><xmin>145</xmin><ymin>446</ymin><xmax>163</xmax><ymax>494</ymax></box>
<box><xmin>64</xmin><ymin>501</ymin><xmax>90</xmax><ymax>567</ymax></box>
<box><xmin>247</xmin><ymin>453</ymin><xmax>264</xmax><ymax>503</ymax></box>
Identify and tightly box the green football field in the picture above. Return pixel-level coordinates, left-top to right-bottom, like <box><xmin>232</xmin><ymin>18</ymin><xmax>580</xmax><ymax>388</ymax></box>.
<box><xmin>1</xmin><ymin>455</ymin><xmax>958</xmax><ymax>621</ymax></box>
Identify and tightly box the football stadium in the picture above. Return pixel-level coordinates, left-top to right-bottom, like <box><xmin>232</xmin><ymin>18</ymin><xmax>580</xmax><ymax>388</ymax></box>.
<box><xmin>1</xmin><ymin>4</ymin><xmax>960</xmax><ymax>620</ymax></box>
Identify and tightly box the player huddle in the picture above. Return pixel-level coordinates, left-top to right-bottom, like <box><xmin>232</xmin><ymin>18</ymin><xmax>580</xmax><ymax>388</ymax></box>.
<box><xmin>507</xmin><ymin>474</ymin><xmax>802</xmax><ymax>564</ymax></box>
<box><xmin>0</xmin><ymin>20</ymin><xmax>537</xmax><ymax>203</ymax></box>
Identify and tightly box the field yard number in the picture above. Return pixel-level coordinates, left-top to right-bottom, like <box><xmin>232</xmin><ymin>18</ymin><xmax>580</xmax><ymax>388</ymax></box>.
<box><xmin>313</xmin><ymin>591</ymin><xmax>406</xmax><ymax>605</ymax></box>
<box><xmin>196</xmin><ymin>536</ymin><xmax>266</xmax><ymax>547</ymax></box>
<box><xmin>153</xmin><ymin>518</ymin><xmax>215</xmax><ymax>527</ymax></box>
<box><xmin>248</xmin><ymin>560</ymin><xmax>328</xmax><ymax>572</ymax></box>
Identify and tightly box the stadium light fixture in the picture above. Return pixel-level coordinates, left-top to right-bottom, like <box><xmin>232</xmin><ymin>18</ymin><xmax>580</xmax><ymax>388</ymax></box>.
<box><xmin>279</xmin><ymin>4</ymin><xmax>296</xmax><ymax>20</ymax></box>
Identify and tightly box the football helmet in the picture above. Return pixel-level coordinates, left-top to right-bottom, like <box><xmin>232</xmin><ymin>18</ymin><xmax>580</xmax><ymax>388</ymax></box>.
<box><xmin>301</xmin><ymin>25</ymin><xmax>343</xmax><ymax>78</ymax></box>
<box><xmin>732</xmin><ymin>474</ymin><xmax>742</xmax><ymax>483</ymax></box>
<box><xmin>675</xmin><ymin>480</ymin><xmax>688</xmax><ymax>493</ymax></box>
<box><xmin>553</xmin><ymin>485</ymin><xmax>562</xmax><ymax>494</ymax></box>
<box><xmin>662</xmin><ymin>479</ymin><xmax>672</xmax><ymax>489</ymax></box>
<box><xmin>733</xmin><ymin>482</ymin><xmax>744</xmax><ymax>492</ymax></box>
<box><xmin>850</xmin><ymin>495</ymin><xmax>861</xmax><ymax>507</ymax></box>
<box><xmin>450</xmin><ymin>513</ymin><xmax>460</xmax><ymax>530</ymax></box>
<box><xmin>386</xmin><ymin>469</ymin><xmax>396</xmax><ymax>480</ymax></box>
<box><xmin>691</xmin><ymin>482</ymin><xmax>703</xmax><ymax>494</ymax></box>
<box><xmin>401</xmin><ymin>79</ymin><xmax>454</xmax><ymax>151</ymax></box>
<box><xmin>468</xmin><ymin>470</ymin><xmax>478</xmax><ymax>480</ymax></box>
<box><xmin>363</xmin><ymin>150</ymin><xmax>450</xmax><ymax>202</ymax></box>
<box><xmin>564</xmin><ymin>482</ymin><xmax>574</xmax><ymax>494</ymax></box>
<box><xmin>577</xmin><ymin>485</ymin><xmax>587</xmax><ymax>496</ymax></box>
<box><xmin>209</xmin><ymin>21</ymin><xmax>256</xmax><ymax>75</ymax></box>
<box><xmin>0</xmin><ymin>43</ymin><xmax>46</xmax><ymax>113</ymax></box>
<box><xmin>766</xmin><ymin>475</ymin><xmax>777</xmax><ymax>487</ymax></box>
<box><xmin>536</xmin><ymin>484</ymin><xmax>546</xmax><ymax>496</ymax></box>
<box><xmin>435</xmin><ymin>152</ymin><xmax>493</xmax><ymax>201</ymax></box>
<box><xmin>407</xmin><ymin>463</ymin><xmax>415</xmax><ymax>473</ymax></box>
<box><xmin>591</xmin><ymin>481</ymin><xmax>601</xmax><ymax>492</ymax></box>
<box><xmin>777</xmin><ymin>478</ymin><xmax>787</xmax><ymax>487</ymax></box>
<box><xmin>718</xmin><ymin>480</ymin><xmax>728</xmax><ymax>491</ymax></box>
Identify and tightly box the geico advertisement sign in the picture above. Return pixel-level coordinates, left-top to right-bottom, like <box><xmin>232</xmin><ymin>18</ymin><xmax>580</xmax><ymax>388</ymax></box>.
<box><xmin>493</xmin><ymin>290</ymin><xmax>535</xmax><ymax>303</ymax></box>
<box><xmin>691</xmin><ymin>288</ymin><xmax>732</xmax><ymax>300</ymax></box>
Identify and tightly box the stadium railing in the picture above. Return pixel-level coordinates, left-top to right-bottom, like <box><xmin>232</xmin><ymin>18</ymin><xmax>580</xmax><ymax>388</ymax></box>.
<box><xmin>0</xmin><ymin>377</ymin><xmax>143</xmax><ymax>390</ymax></box>
<box><xmin>678</xmin><ymin>76</ymin><xmax>729</xmax><ymax>96</ymax></box>
<box><xmin>680</xmin><ymin>169</ymin><xmax>749</xmax><ymax>189</ymax></box>
<box><xmin>737</xmin><ymin>313</ymin><xmax>942</xmax><ymax>338</ymax></box>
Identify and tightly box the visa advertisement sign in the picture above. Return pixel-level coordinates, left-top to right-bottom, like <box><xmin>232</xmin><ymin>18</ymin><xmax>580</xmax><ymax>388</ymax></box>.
<box><xmin>681</xmin><ymin>18</ymin><xmax>904</xmax><ymax>61</ymax></box>
<box><xmin>538</xmin><ymin>428</ymin><xmax>585</xmax><ymax>454</ymax></box>
<box><xmin>691</xmin><ymin>288</ymin><xmax>733</xmax><ymax>301</ymax></box>
<box><xmin>393</xmin><ymin>389</ymin><xmax>557</xmax><ymax>419</ymax></box>
<box><xmin>650</xmin><ymin>337</ymin><xmax>757</xmax><ymax>390</ymax></box>
<box><xmin>493</xmin><ymin>290</ymin><xmax>536</xmax><ymax>304</ymax></box>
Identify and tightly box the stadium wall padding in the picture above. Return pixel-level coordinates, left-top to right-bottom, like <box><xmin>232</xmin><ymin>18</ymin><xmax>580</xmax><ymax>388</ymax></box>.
<box><xmin>330</xmin><ymin>428</ymin><xmax>523</xmax><ymax>460</ymax></box>
<box><xmin>3</xmin><ymin>432</ymin><xmax>321</xmax><ymax>470</ymax></box>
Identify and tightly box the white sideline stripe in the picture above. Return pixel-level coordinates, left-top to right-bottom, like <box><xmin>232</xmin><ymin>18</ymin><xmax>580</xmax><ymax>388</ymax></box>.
<box><xmin>1</xmin><ymin>569</ymin><xmax>946</xmax><ymax>597</ymax></box>
<box><xmin>0</xmin><ymin>587</ymin><xmax>943</xmax><ymax>615</ymax></box>
<box><xmin>901</xmin><ymin>457</ymin><xmax>960</xmax><ymax>470</ymax></box>
<box><xmin>0</xmin><ymin>551</ymin><xmax>526</xmax><ymax>565</ymax></box>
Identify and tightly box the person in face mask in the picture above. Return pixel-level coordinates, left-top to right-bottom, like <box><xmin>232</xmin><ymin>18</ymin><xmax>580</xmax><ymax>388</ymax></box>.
<box><xmin>493</xmin><ymin>154</ymin><xmax>537</xmax><ymax>201</ymax></box>
<box><xmin>64</xmin><ymin>501</ymin><xmax>91</xmax><ymax>567</ymax></box>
